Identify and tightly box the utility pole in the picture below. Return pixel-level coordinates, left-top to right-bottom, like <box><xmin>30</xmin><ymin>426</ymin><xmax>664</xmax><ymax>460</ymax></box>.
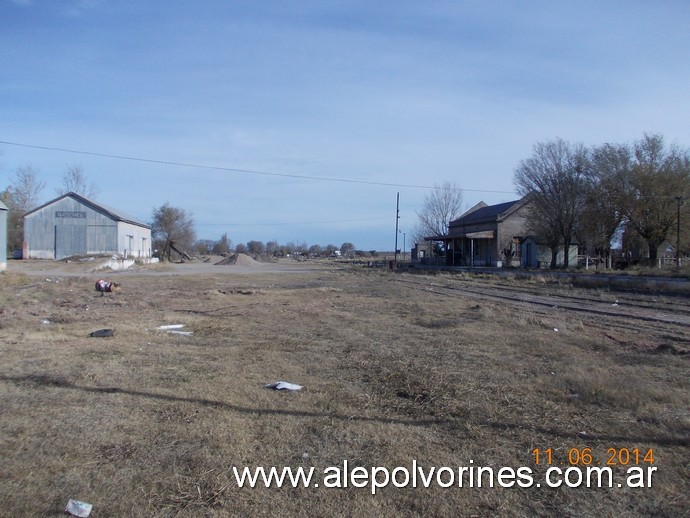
<box><xmin>394</xmin><ymin>192</ymin><xmax>400</xmax><ymax>267</ymax></box>
<box><xmin>677</xmin><ymin>196</ymin><xmax>682</xmax><ymax>269</ymax></box>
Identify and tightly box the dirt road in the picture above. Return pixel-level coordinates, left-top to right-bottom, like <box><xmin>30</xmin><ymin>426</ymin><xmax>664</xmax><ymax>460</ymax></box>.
<box><xmin>5</xmin><ymin>257</ymin><xmax>331</xmax><ymax>277</ymax></box>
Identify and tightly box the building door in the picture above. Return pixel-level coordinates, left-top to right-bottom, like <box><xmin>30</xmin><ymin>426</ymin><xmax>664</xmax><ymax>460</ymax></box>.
<box><xmin>55</xmin><ymin>225</ymin><xmax>87</xmax><ymax>259</ymax></box>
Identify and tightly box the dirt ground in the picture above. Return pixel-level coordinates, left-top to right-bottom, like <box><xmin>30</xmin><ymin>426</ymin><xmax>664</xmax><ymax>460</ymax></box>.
<box><xmin>0</xmin><ymin>259</ymin><xmax>688</xmax><ymax>517</ymax></box>
<box><xmin>7</xmin><ymin>255</ymin><xmax>330</xmax><ymax>277</ymax></box>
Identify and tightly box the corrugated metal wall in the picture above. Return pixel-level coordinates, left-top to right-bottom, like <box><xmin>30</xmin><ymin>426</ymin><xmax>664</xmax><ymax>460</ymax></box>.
<box><xmin>24</xmin><ymin>196</ymin><xmax>148</xmax><ymax>259</ymax></box>
<box><xmin>117</xmin><ymin>222</ymin><xmax>152</xmax><ymax>258</ymax></box>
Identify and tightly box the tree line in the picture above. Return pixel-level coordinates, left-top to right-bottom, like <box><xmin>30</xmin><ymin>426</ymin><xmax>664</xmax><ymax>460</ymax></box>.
<box><xmin>514</xmin><ymin>134</ymin><xmax>690</xmax><ymax>267</ymax></box>
<box><xmin>1</xmin><ymin>165</ymin><xmax>360</xmax><ymax>260</ymax></box>
<box><xmin>149</xmin><ymin>202</ymin><xmax>359</xmax><ymax>261</ymax></box>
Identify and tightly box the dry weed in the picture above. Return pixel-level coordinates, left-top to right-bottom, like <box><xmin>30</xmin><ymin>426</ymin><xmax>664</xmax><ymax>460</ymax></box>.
<box><xmin>0</xmin><ymin>266</ymin><xmax>688</xmax><ymax>516</ymax></box>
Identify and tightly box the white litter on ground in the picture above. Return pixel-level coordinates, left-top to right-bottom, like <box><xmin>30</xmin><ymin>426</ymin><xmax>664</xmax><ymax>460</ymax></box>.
<box><xmin>157</xmin><ymin>324</ymin><xmax>193</xmax><ymax>336</ymax></box>
<box><xmin>65</xmin><ymin>499</ymin><xmax>92</xmax><ymax>517</ymax></box>
<box><xmin>265</xmin><ymin>381</ymin><xmax>303</xmax><ymax>391</ymax></box>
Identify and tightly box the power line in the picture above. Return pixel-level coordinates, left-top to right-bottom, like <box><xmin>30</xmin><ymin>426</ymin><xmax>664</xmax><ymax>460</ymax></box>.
<box><xmin>0</xmin><ymin>139</ymin><xmax>517</xmax><ymax>194</ymax></box>
<box><xmin>197</xmin><ymin>216</ymin><xmax>391</xmax><ymax>227</ymax></box>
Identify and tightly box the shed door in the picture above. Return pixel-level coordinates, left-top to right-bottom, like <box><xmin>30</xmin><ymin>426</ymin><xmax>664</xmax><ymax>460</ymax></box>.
<box><xmin>55</xmin><ymin>225</ymin><xmax>87</xmax><ymax>259</ymax></box>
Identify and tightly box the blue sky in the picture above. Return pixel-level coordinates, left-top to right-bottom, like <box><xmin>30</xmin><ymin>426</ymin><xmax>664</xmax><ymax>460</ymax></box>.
<box><xmin>2</xmin><ymin>0</ymin><xmax>689</xmax><ymax>251</ymax></box>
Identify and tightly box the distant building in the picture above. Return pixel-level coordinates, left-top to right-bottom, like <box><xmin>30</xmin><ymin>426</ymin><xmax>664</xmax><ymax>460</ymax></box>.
<box><xmin>426</xmin><ymin>198</ymin><xmax>530</xmax><ymax>267</ymax></box>
<box><xmin>425</xmin><ymin>197</ymin><xmax>576</xmax><ymax>268</ymax></box>
<box><xmin>23</xmin><ymin>192</ymin><xmax>151</xmax><ymax>260</ymax></box>
<box><xmin>0</xmin><ymin>200</ymin><xmax>8</xmax><ymax>271</ymax></box>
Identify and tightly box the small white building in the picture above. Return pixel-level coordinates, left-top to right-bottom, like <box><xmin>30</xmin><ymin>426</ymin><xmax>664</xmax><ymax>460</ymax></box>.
<box><xmin>23</xmin><ymin>192</ymin><xmax>151</xmax><ymax>260</ymax></box>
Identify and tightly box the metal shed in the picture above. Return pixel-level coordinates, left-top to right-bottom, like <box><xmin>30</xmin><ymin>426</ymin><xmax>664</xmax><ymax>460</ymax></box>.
<box><xmin>23</xmin><ymin>192</ymin><xmax>152</xmax><ymax>260</ymax></box>
<box><xmin>0</xmin><ymin>200</ymin><xmax>8</xmax><ymax>271</ymax></box>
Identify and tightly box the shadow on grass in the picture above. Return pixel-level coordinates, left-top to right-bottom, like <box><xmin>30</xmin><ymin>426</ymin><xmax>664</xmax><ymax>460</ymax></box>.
<box><xmin>2</xmin><ymin>373</ymin><xmax>688</xmax><ymax>447</ymax></box>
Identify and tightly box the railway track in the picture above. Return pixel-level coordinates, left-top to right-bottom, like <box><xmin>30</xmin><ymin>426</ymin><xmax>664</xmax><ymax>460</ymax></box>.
<box><xmin>390</xmin><ymin>275</ymin><xmax>690</xmax><ymax>329</ymax></box>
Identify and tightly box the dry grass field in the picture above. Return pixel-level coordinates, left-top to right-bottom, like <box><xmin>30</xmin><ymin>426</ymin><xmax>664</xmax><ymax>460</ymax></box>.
<box><xmin>1</xmin><ymin>260</ymin><xmax>688</xmax><ymax>517</ymax></box>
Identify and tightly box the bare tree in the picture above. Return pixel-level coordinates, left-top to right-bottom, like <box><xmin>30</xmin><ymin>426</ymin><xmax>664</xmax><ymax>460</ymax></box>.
<box><xmin>295</xmin><ymin>241</ymin><xmax>308</xmax><ymax>255</ymax></box>
<box><xmin>265</xmin><ymin>240</ymin><xmax>279</xmax><ymax>257</ymax></box>
<box><xmin>195</xmin><ymin>239</ymin><xmax>215</xmax><ymax>255</ymax></box>
<box><xmin>5</xmin><ymin>165</ymin><xmax>45</xmax><ymax>210</ymax></box>
<box><xmin>340</xmin><ymin>242</ymin><xmax>355</xmax><ymax>257</ymax></box>
<box><xmin>2</xmin><ymin>165</ymin><xmax>45</xmax><ymax>251</ymax></box>
<box><xmin>212</xmin><ymin>232</ymin><xmax>232</xmax><ymax>255</ymax></box>
<box><xmin>57</xmin><ymin>165</ymin><xmax>99</xmax><ymax>198</ymax></box>
<box><xmin>416</xmin><ymin>182</ymin><xmax>464</xmax><ymax>245</ymax></box>
<box><xmin>578</xmin><ymin>143</ymin><xmax>629</xmax><ymax>267</ymax></box>
<box><xmin>246</xmin><ymin>240</ymin><xmax>265</xmax><ymax>256</ymax></box>
<box><xmin>514</xmin><ymin>139</ymin><xmax>588</xmax><ymax>268</ymax></box>
<box><xmin>151</xmin><ymin>203</ymin><xmax>196</xmax><ymax>261</ymax></box>
<box><xmin>524</xmin><ymin>200</ymin><xmax>564</xmax><ymax>268</ymax></box>
<box><xmin>617</xmin><ymin>134</ymin><xmax>690</xmax><ymax>264</ymax></box>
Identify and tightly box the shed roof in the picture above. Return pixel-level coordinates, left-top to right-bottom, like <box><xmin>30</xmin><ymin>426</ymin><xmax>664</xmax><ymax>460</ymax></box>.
<box><xmin>0</xmin><ymin>200</ymin><xmax>8</xmax><ymax>211</ymax></box>
<box><xmin>24</xmin><ymin>192</ymin><xmax>150</xmax><ymax>229</ymax></box>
